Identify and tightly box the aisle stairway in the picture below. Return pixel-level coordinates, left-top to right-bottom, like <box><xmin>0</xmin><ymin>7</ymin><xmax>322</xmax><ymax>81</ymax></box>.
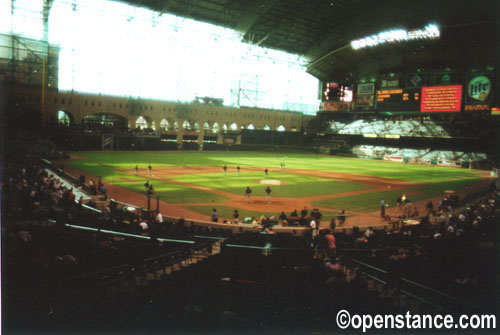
<box><xmin>120</xmin><ymin>238</ymin><xmax>225</xmax><ymax>292</ymax></box>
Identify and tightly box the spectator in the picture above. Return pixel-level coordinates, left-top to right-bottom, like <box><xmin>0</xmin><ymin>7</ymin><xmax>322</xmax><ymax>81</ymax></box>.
<box><xmin>324</xmin><ymin>230</ymin><xmax>336</xmax><ymax>260</ymax></box>
<box><xmin>233</xmin><ymin>209</ymin><xmax>239</xmax><ymax>223</ymax></box>
<box><xmin>301</xmin><ymin>207</ymin><xmax>308</xmax><ymax>218</ymax></box>
<box><xmin>329</xmin><ymin>217</ymin><xmax>336</xmax><ymax>231</ymax></box>
<box><xmin>211</xmin><ymin>208</ymin><xmax>218</xmax><ymax>223</ymax></box>
<box><xmin>310</xmin><ymin>219</ymin><xmax>318</xmax><ymax>239</ymax></box>
<box><xmin>155</xmin><ymin>210</ymin><xmax>163</xmax><ymax>224</ymax></box>
<box><xmin>99</xmin><ymin>183</ymin><xmax>106</xmax><ymax>195</ymax></box>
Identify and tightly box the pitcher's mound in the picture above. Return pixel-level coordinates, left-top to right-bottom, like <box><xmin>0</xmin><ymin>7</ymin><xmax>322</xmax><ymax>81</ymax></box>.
<box><xmin>259</xmin><ymin>179</ymin><xmax>281</xmax><ymax>185</ymax></box>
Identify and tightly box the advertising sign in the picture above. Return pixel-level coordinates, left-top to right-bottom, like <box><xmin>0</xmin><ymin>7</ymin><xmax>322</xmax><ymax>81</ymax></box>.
<box><xmin>405</xmin><ymin>72</ymin><xmax>428</xmax><ymax>88</ymax></box>
<box><xmin>355</xmin><ymin>83</ymin><xmax>375</xmax><ymax>111</ymax></box>
<box><xmin>380</xmin><ymin>78</ymin><xmax>400</xmax><ymax>89</ymax></box>
<box><xmin>355</xmin><ymin>95</ymin><xmax>375</xmax><ymax>110</ymax></box>
<box><xmin>466</xmin><ymin>75</ymin><xmax>492</xmax><ymax>102</ymax></box>
<box><xmin>464</xmin><ymin>74</ymin><xmax>493</xmax><ymax>111</ymax></box>
<box><xmin>420</xmin><ymin>85</ymin><xmax>462</xmax><ymax>112</ymax></box>
<box><xmin>435</xmin><ymin>71</ymin><xmax>459</xmax><ymax>85</ymax></box>
<box><xmin>357</xmin><ymin>83</ymin><xmax>375</xmax><ymax>95</ymax></box>
<box><xmin>322</xmin><ymin>101</ymin><xmax>350</xmax><ymax>112</ymax></box>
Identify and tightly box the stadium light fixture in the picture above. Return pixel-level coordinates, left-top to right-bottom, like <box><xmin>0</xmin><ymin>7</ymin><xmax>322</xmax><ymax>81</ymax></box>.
<box><xmin>351</xmin><ymin>23</ymin><xmax>440</xmax><ymax>50</ymax></box>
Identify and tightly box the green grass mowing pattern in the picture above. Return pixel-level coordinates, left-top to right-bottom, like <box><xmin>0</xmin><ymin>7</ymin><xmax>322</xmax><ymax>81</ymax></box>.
<box><xmin>170</xmin><ymin>171</ymin><xmax>370</xmax><ymax>197</ymax></box>
<box><xmin>69</xmin><ymin>160</ymin><xmax>229</xmax><ymax>204</ymax></box>
<box><xmin>311</xmin><ymin>177</ymin><xmax>482</xmax><ymax>213</ymax></box>
<box><xmin>69</xmin><ymin>151</ymin><xmax>483</xmax><ymax>212</ymax></box>
<box><xmin>72</xmin><ymin>151</ymin><xmax>481</xmax><ymax>183</ymax></box>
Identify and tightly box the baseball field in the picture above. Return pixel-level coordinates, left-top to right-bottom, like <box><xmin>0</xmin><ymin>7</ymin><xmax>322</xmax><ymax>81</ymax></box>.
<box><xmin>64</xmin><ymin>151</ymin><xmax>487</xmax><ymax>225</ymax></box>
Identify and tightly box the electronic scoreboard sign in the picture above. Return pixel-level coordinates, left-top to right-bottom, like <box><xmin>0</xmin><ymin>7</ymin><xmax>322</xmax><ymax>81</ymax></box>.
<box><xmin>376</xmin><ymin>86</ymin><xmax>464</xmax><ymax>113</ymax></box>
<box><xmin>421</xmin><ymin>85</ymin><xmax>462</xmax><ymax>112</ymax></box>
<box><xmin>376</xmin><ymin>88</ymin><xmax>420</xmax><ymax>111</ymax></box>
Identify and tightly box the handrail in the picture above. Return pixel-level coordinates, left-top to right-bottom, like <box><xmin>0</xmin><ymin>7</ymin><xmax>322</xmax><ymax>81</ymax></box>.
<box><xmin>350</xmin><ymin>258</ymin><xmax>387</xmax><ymax>274</ymax></box>
<box><xmin>65</xmin><ymin>223</ymin><xmax>196</xmax><ymax>244</ymax></box>
<box><xmin>347</xmin><ymin>257</ymin><xmax>476</xmax><ymax>311</ymax></box>
<box><xmin>111</xmin><ymin>199</ymin><xmax>145</xmax><ymax>212</ymax></box>
<box><xmin>67</xmin><ymin>263</ymin><xmax>130</xmax><ymax>282</ymax></box>
<box><xmin>52</xmin><ymin>240</ymin><xmax>215</xmax><ymax>301</ymax></box>
<box><xmin>400</xmin><ymin>277</ymin><xmax>473</xmax><ymax>307</ymax></box>
<box><xmin>66</xmin><ymin>248</ymin><xmax>190</xmax><ymax>283</ymax></box>
<box><xmin>82</xmin><ymin>203</ymin><xmax>102</xmax><ymax>214</ymax></box>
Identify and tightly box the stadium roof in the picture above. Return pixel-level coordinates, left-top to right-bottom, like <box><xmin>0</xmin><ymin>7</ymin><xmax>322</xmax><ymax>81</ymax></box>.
<box><xmin>117</xmin><ymin>0</ymin><xmax>498</xmax><ymax>81</ymax></box>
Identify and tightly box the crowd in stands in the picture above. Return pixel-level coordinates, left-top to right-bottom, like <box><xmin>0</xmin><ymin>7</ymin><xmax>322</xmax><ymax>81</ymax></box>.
<box><xmin>352</xmin><ymin>145</ymin><xmax>487</xmax><ymax>164</ymax></box>
<box><xmin>336</xmin><ymin>118</ymin><xmax>449</xmax><ymax>137</ymax></box>
<box><xmin>328</xmin><ymin>115</ymin><xmax>495</xmax><ymax>140</ymax></box>
<box><xmin>331</xmin><ymin>184</ymin><xmax>497</xmax><ymax>311</ymax></box>
<box><xmin>3</xmin><ymin>129</ymin><xmax>497</xmax><ymax>332</ymax></box>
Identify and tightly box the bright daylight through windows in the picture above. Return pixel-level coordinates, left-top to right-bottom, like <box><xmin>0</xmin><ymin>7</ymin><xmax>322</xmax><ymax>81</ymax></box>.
<box><xmin>1</xmin><ymin>0</ymin><xmax>320</xmax><ymax>114</ymax></box>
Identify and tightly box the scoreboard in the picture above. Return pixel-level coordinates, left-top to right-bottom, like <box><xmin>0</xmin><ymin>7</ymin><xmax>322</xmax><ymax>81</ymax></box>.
<box><xmin>376</xmin><ymin>88</ymin><xmax>420</xmax><ymax>111</ymax></box>
<box><xmin>375</xmin><ymin>86</ymin><xmax>463</xmax><ymax>112</ymax></box>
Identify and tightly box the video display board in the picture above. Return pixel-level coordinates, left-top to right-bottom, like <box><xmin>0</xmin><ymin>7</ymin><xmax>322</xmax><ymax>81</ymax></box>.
<box><xmin>322</xmin><ymin>82</ymin><xmax>353</xmax><ymax>102</ymax></box>
<box><xmin>376</xmin><ymin>88</ymin><xmax>420</xmax><ymax>111</ymax></box>
<box><xmin>421</xmin><ymin>85</ymin><xmax>462</xmax><ymax>112</ymax></box>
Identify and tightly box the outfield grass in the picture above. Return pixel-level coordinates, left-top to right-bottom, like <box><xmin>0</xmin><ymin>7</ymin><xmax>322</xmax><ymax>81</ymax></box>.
<box><xmin>171</xmin><ymin>171</ymin><xmax>370</xmax><ymax>197</ymax></box>
<box><xmin>69</xmin><ymin>151</ymin><xmax>483</xmax><ymax>214</ymax></box>
<box><xmin>71</xmin><ymin>151</ymin><xmax>481</xmax><ymax>183</ymax></box>
<box><xmin>311</xmin><ymin>177</ymin><xmax>481</xmax><ymax>212</ymax></box>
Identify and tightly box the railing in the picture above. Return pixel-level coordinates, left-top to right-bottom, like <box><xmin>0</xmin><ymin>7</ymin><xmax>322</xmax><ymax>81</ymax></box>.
<box><xmin>345</xmin><ymin>257</ymin><xmax>477</xmax><ymax>313</ymax></box>
<box><xmin>47</xmin><ymin>233</ymin><xmax>216</xmax><ymax>305</ymax></box>
<box><xmin>65</xmin><ymin>223</ymin><xmax>196</xmax><ymax>244</ymax></box>
<box><xmin>40</xmin><ymin>158</ymin><xmax>94</xmax><ymax>195</ymax></box>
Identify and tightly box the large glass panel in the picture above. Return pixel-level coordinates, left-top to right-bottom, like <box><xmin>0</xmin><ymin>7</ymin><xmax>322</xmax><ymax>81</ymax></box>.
<box><xmin>5</xmin><ymin>0</ymin><xmax>320</xmax><ymax>114</ymax></box>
